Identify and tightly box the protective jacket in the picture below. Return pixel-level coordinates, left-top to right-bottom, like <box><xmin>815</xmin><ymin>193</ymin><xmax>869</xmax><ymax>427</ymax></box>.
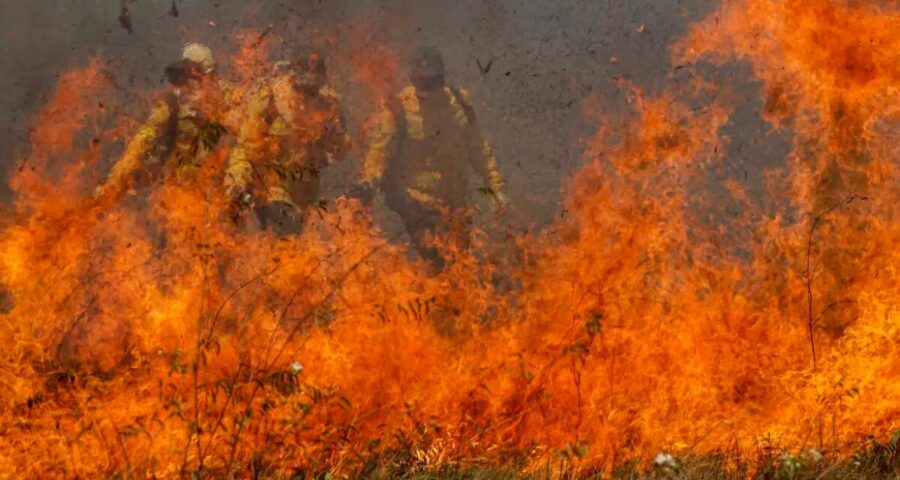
<box><xmin>100</xmin><ymin>78</ymin><xmax>232</xmax><ymax>198</ymax></box>
<box><xmin>360</xmin><ymin>84</ymin><xmax>505</xmax><ymax>265</ymax></box>
<box><xmin>224</xmin><ymin>80</ymin><xmax>349</xmax><ymax>211</ymax></box>
<box><xmin>362</xmin><ymin>85</ymin><xmax>504</xmax><ymax>211</ymax></box>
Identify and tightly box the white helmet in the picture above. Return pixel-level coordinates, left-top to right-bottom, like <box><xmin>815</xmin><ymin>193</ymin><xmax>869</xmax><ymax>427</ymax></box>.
<box><xmin>182</xmin><ymin>43</ymin><xmax>215</xmax><ymax>73</ymax></box>
<box><xmin>272</xmin><ymin>60</ymin><xmax>293</xmax><ymax>76</ymax></box>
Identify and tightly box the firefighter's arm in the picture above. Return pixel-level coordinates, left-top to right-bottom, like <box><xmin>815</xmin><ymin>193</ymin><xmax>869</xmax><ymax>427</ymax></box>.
<box><xmin>458</xmin><ymin>89</ymin><xmax>508</xmax><ymax>205</ymax></box>
<box><xmin>224</xmin><ymin>86</ymin><xmax>272</xmax><ymax>202</ymax></box>
<box><xmin>223</xmin><ymin>121</ymin><xmax>262</xmax><ymax>222</ymax></box>
<box><xmin>348</xmin><ymin>105</ymin><xmax>397</xmax><ymax>205</ymax></box>
<box><xmin>475</xmin><ymin>138</ymin><xmax>509</xmax><ymax>206</ymax></box>
<box><xmin>325</xmin><ymin>111</ymin><xmax>352</xmax><ymax>164</ymax></box>
<box><xmin>318</xmin><ymin>89</ymin><xmax>351</xmax><ymax>164</ymax></box>
<box><xmin>224</xmin><ymin>143</ymin><xmax>254</xmax><ymax>202</ymax></box>
<box><xmin>360</xmin><ymin>104</ymin><xmax>397</xmax><ymax>186</ymax></box>
<box><xmin>96</xmin><ymin>100</ymin><xmax>172</xmax><ymax>199</ymax></box>
<box><xmin>469</xmin><ymin>119</ymin><xmax>509</xmax><ymax>205</ymax></box>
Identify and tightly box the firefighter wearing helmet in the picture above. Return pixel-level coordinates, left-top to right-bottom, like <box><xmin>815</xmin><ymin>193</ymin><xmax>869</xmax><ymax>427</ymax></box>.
<box><xmin>354</xmin><ymin>46</ymin><xmax>508</xmax><ymax>266</ymax></box>
<box><xmin>224</xmin><ymin>49</ymin><xmax>350</xmax><ymax>234</ymax></box>
<box><xmin>97</xmin><ymin>43</ymin><xmax>232</xmax><ymax>200</ymax></box>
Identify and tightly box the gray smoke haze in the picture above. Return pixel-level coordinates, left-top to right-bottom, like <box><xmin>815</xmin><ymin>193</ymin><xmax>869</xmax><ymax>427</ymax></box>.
<box><xmin>0</xmin><ymin>0</ymin><xmax>789</xmax><ymax>228</ymax></box>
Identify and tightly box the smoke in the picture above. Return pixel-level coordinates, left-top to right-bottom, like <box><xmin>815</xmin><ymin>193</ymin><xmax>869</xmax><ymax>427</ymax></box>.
<box><xmin>0</xmin><ymin>0</ymin><xmax>721</xmax><ymax>226</ymax></box>
<box><xmin>2</xmin><ymin>1</ymin><xmax>898</xmax><ymax>475</ymax></box>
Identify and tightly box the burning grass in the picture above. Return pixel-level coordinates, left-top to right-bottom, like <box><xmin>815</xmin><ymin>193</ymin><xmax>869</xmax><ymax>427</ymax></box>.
<box><xmin>363</xmin><ymin>437</ymin><xmax>900</xmax><ymax>479</ymax></box>
<box><xmin>1</xmin><ymin>0</ymin><xmax>899</xmax><ymax>478</ymax></box>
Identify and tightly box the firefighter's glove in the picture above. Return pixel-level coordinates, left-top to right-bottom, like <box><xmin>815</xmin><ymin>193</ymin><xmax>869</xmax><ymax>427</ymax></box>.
<box><xmin>227</xmin><ymin>185</ymin><xmax>255</xmax><ymax>221</ymax></box>
<box><xmin>347</xmin><ymin>182</ymin><xmax>376</xmax><ymax>207</ymax></box>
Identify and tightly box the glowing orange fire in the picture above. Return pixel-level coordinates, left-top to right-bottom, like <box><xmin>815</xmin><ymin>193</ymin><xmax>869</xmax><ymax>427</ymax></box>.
<box><xmin>0</xmin><ymin>0</ymin><xmax>898</xmax><ymax>477</ymax></box>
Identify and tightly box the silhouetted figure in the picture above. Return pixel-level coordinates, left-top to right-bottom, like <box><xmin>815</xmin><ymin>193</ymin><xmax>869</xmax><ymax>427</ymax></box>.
<box><xmin>225</xmin><ymin>49</ymin><xmax>350</xmax><ymax>234</ymax></box>
<box><xmin>356</xmin><ymin>46</ymin><xmax>508</xmax><ymax>266</ymax></box>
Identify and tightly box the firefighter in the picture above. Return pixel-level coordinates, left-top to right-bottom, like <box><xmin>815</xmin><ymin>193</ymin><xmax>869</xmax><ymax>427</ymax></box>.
<box><xmin>354</xmin><ymin>46</ymin><xmax>508</xmax><ymax>266</ymax></box>
<box><xmin>96</xmin><ymin>43</ymin><xmax>230</xmax><ymax>201</ymax></box>
<box><xmin>225</xmin><ymin>50</ymin><xmax>350</xmax><ymax>234</ymax></box>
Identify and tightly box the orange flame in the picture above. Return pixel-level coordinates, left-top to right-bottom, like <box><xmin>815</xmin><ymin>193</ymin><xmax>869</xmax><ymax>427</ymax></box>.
<box><xmin>1</xmin><ymin>2</ymin><xmax>899</xmax><ymax>477</ymax></box>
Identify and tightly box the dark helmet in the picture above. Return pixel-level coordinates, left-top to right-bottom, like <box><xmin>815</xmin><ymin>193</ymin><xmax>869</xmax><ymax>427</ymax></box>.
<box><xmin>408</xmin><ymin>46</ymin><xmax>445</xmax><ymax>91</ymax></box>
<box><xmin>165</xmin><ymin>59</ymin><xmax>205</xmax><ymax>87</ymax></box>
<box><xmin>292</xmin><ymin>48</ymin><xmax>327</xmax><ymax>88</ymax></box>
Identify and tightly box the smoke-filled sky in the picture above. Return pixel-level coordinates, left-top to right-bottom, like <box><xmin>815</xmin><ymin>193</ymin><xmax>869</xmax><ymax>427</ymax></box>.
<box><xmin>0</xmin><ymin>0</ymin><xmax>789</xmax><ymax>225</ymax></box>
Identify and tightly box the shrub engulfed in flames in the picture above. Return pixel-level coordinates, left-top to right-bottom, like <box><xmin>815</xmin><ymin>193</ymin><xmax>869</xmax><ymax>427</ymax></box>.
<box><xmin>0</xmin><ymin>0</ymin><xmax>897</xmax><ymax>477</ymax></box>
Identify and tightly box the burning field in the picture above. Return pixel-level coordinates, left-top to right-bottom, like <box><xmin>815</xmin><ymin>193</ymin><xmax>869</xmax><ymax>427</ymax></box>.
<box><xmin>0</xmin><ymin>0</ymin><xmax>898</xmax><ymax>478</ymax></box>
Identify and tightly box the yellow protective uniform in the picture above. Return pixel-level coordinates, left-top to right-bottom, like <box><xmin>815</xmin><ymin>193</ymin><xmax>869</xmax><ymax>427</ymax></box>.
<box><xmin>224</xmin><ymin>79</ymin><xmax>350</xmax><ymax>211</ymax></box>
<box><xmin>362</xmin><ymin>85</ymin><xmax>505</xmax><ymax>210</ymax></box>
<box><xmin>361</xmin><ymin>84</ymin><xmax>506</xmax><ymax>264</ymax></box>
<box><xmin>99</xmin><ymin>78</ymin><xmax>232</xmax><ymax>199</ymax></box>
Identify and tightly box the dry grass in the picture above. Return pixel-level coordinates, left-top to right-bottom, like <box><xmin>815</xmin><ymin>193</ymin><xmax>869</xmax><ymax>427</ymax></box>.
<box><xmin>350</xmin><ymin>436</ymin><xmax>900</xmax><ymax>480</ymax></box>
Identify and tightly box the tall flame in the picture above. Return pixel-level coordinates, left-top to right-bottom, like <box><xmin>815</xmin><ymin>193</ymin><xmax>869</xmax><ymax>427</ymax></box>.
<box><xmin>1</xmin><ymin>1</ymin><xmax>898</xmax><ymax>477</ymax></box>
